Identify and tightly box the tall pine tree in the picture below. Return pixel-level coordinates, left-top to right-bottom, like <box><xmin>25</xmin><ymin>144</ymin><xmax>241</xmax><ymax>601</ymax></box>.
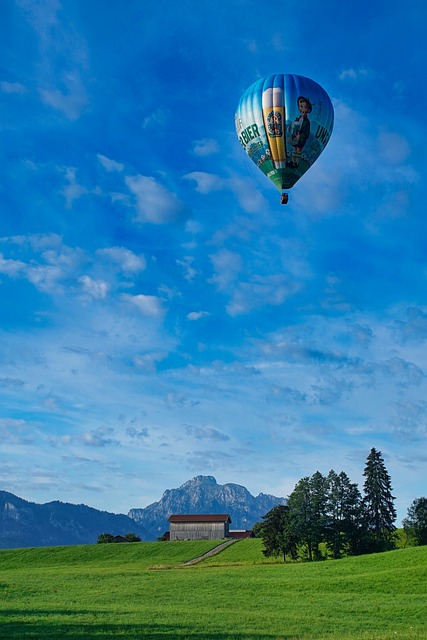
<box><xmin>362</xmin><ymin>448</ymin><xmax>397</xmax><ymax>552</ymax></box>
<box><xmin>324</xmin><ymin>470</ymin><xmax>363</xmax><ymax>558</ymax></box>
<box><xmin>288</xmin><ymin>472</ymin><xmax>328</xmax><ymax>561</ymax></box>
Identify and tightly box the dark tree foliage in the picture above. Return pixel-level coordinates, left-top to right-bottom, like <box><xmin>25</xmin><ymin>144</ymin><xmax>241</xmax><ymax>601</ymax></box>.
<box><xmin>324</xmin><ymin>470</ymin><xmax>364</xmax><ymax>558</ymax></box>
<box><xmin>402</xmin><ymin>497</ymin><xmax>427</xmax><ymax>546</ymax></box>
<box><xmin>251</xmin><ymin>521</ymin><xmax>265</xmax><ymax>538</ymax></box>
<box><xmin>97</xmin><ymin>532</ymin><xmax>114</xmax><ymax>544</ymax></box>
<box><xmin>261</xmin><ymin>505</ymin><xmax>297</xmax><ymax>562</ymax></box>
<box><xmin>260</xmin><ymin>448</ymin><xmax>405</xmax><ymax>562</ymax></box>
<box><xmin>124</xmin><ymin>532</ymin><xmax>141</xmax><ymax>542</ymax></box>
<box><xmin>288</xmin><ymin>472</ymin><xmax>328</xmax><ymax>561</ymax></box>
<box><xmin>362</xmin><ymin>448</ymin><xmax>397</xmax><ymax>552</ymax></box>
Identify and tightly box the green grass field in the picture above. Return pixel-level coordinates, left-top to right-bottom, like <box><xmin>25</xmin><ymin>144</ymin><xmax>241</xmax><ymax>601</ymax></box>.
<box><xmin>0</xmin><ymin>539</ymin><xmax>426</xmax><ymax>640</ymax></box>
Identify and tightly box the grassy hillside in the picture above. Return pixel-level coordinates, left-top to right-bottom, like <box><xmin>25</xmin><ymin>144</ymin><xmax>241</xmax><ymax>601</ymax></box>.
<box><xmin>0</xmin><ymin>540</ymin><xmax>426</xmax><ymax>639</ymax></box>
<box><xmin>201</xmin><ymin>537</ymin><xmax>282</xmax><ymax>564</ymax></box>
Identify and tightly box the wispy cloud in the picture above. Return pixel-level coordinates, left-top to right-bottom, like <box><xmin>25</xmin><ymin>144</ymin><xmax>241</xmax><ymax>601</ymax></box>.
<box><xmin>187</xmin><ymin>311</ymin><xmax>210</xmax><ymax>321</ymax></box>
<box><xmin>338</xmin><ymin>67</ymin><xmax>373</xmax><ymax>80</ymax></box>
<box><xmin>185</xmin><ymin>424</ymin><xmax>230</xmax><ymax>441</ymax></box>
<box><xmin>97</xmin><ymin>154</ymin><xmax>125</xmax><ymax>172</ymax></box>
<box><xmin>1</xmin><ymin>81</ymin><xmax>27</xmax><ymax>94</ymax></box>
<box><xmin>190</xmin><ymin>139</ymin><xmax>220</xmax><ymax>157</ymax></box>
<box><xmin>126</xmin><ymin>175</ymin><xmax>190</xmax><ymax>224</ymax></box>
<box><xmin>122</xmin><ymin>293</ymin><xmax>166</xmax><ymax>318</ymax></box>
<box><xmin>97</xmin><ymin>247</ymin><xmax>146</xmax><ymax>274</ymax></box>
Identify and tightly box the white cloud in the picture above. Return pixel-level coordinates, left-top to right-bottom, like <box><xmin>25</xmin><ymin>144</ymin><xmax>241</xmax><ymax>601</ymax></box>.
<box><xmin>97</xmin><ymin>154</ymin><xmax>125</xmax><ymax>172</ymax></box>
<box><xmin>0</xmin><ymin>236</ymin><xmax>88</xmax><ymax>296</ymax></box>
<box><xmin>209</xmin><ymin>249</ymin><xmax>242</xmax><ymax>290</ymax></box>
<box><xmin>17</xmin><ymin>0</ymin><xmax>88</xmax><ymax>120</ymax></box>
<box><xmin>27</xmin><ymin>265</ymin><xmax>64</xmax><ymax>294</ymax></box>
<box><xmin>226</xmin><ymin>274</ymin><xmax>300</xmax><ymax>317</ymax></box>
<box><xmin>378</xmin><ymin>132</ymin><xmax>411</xmax><ymax>165</ymax></box>
<box><xmin>125</xmin><ymin>175</ymin><xmax>190</xmax><ymax>224</ymax></box>
<box><xmin>40</xmin><ymin>77</ymin><xmax>87</xmax><ymax>121</ymax></box>
<box><xmin>227</xmin><ymin>176</ymin><xmax>268</xmax><ymax>213</ymax></box>
<box><xmin>42</xmin><ymin>252</ymin><xmax>82</xmax><ymax>275</ymax></box>
<box><xmin>176</xmin><ymin>256</ymin><xmax>199</xmax><ymax>282</ymax></box>
<box><xmin>0</xmin><ymin>233</ymin><xmax>64</xmax><ymax>251</ymax></box>
<box><xmin>185</xmin><ymin>424</ymin><xmax>230</xmax><ymax>441</ymax></box>
<box><xmin>183</xmin><ymin>171</ymin><xmax>224</xmax><ymax>194</ymax></box>
<box><xmin>142</xmin><ymin>108</ymin><xmax>170</xmax><ymax>129</ymax></box>
<box><xmin>0</xmin><ymin>254</ymin><xmax>65</xmax><ymax>294</ymax></box>
<box><xmin>0</xmin><ymin>418</ymin><xmax>34</xmax><ymax>444</ymax></box>
<box><xmin>62</xmin><ymin>168</ymin><xmax>89</xmax><ymax>208</ymax></box>
<box><xmin>339</xmin><ymin>67</ymin><xmax>371</xmax><ymax>80</ymax></box>
<box><xmin>81</xmin><ymin>427</ymin><xmax>119</xmax><ymax>448</ymax></box>
<box><xmin>132</xmin><ymin>352</ymin><xmax>167</xmax><ymax>370</ymax></box>
<box><xmin>17</xmin><ymin>0</ymin><xmax>61</xmax><ymax>33</ymax></box>
<box><xmin>0</xmin><ymin>81</ymin><xmax>27</xmax><ymax>94</ymax></box>
<box><xmin>123</xmin><ymin>293</ymin><xmax>166</xmax><ymax>317</ymax></box>
<box><xmin>79</xmin><ymin>275</ymin><xmax>110</xmax><ymax>300</ymax></box>
<box><xmin>97</xmin><ymin>247</ymin><xmax>146</xmax><ymax>274</ymax></box>
<box><xmin>0</xmin><ymin>254</ymin><xmax>26</xmax><ymax>277</ymax></box>
<box><xmin>184</xmin><ymin>171</ymin><xmax>267</xmax><ymax>214</ymax></box>
<box><xmin>187</xmin><ymin>311</ymin><xmax>210</xmax><ymax>321</ymax></box>
<box><xmin>190</xmin><ymin>139</ymin><xmax>220</xmax><ymax>157</ymax></box>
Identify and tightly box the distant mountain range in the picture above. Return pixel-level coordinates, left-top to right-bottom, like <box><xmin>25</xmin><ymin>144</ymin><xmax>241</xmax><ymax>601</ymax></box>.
<box><xmin>0</xmin><ymin>490</ymin><xmax>148</xmax><ymax>549</ymax></box>
<box><xmin>0</xmin><ymin>476</ymin><xmax>285</xmax><ymax>549</ymax></box>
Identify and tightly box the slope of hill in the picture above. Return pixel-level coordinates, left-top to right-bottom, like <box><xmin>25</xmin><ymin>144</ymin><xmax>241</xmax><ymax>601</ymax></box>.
<box><xmin>0</xmin><ymin>542</ymin><xmax>426</xmax><ymax>639</ymax></box>
<box><xmin>0</xmin><ymin>490</ymin><xmax>147</xmax><ymax>549</ymax></box>
<box><xmin>128</xmin><ymin>475</ymin><xmax>286</xmax><ymax>540</ymax></box>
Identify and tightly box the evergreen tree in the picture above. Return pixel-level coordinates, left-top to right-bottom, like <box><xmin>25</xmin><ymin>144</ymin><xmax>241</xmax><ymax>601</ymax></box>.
<box><xmin>362</xmin><ymin>448</ymin><xmax>397</xmax><ymax>551</ymax></box>
<box><xmin>251</xmin><ymin>521</ymin><xmax>265</xmax><ymax>538</ymax></box>
<box><xmin>288</xmin><ymin>472</ymin><xmax>328</xmax><ymax>561</ymax></box>
<box><xmin>324</xmin><ymin>470</ymin><xmax>363</xmax><ymax>558</ymax></box>
<box><xmin>261</xmin><ymin>505</ymin><xmax>297</xmax><ymax>562</ymax></box>
<box><xmin>402</xmin><ymin>497</ymin><xmax>427</xmax><ymax>546</ymax></box>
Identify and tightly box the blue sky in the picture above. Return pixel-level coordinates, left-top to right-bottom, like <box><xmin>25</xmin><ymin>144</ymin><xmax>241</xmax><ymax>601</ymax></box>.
<box><xmin>1</xmin><ymin>0</ymin><xmax>426</xmax><ymax>523</ymax></box>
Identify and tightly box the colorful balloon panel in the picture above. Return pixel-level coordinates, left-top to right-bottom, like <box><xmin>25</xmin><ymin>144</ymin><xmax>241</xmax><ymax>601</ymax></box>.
<box><xmin>235</xmin><ymin>74</ymin><xmax>334</xmax><ymax>193</ymax></box>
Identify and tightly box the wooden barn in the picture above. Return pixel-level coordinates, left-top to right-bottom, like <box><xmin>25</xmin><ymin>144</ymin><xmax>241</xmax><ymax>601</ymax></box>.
<box><xmin>168</xmin><ymin>514</ymin><xmax>231</xmax><ymax>541</ymax></box>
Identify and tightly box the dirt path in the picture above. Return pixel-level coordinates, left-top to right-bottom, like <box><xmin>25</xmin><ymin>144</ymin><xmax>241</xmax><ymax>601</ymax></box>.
<box><xmin>182</xmin><ymin>538</ymin><xmax>239</xmax><ymax>565</ymax></box>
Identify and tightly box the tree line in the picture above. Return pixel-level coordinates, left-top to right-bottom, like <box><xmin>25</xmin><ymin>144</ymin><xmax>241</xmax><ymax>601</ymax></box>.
<box><xmin>97</xmin><ymin>532</ymin><xmax>141</xmax><ymax>543</ymax></box>
<box><xmin>255</xmin><ymin>447</ymin><xmax>427</xmax><ymax>562</ymax></box>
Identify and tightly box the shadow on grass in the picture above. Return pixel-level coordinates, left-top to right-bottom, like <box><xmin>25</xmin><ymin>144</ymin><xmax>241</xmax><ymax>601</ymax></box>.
<box><xmin>0</xmin><ymin>609</ymin><xmax>299</xmax><ymax>640</ymax></box>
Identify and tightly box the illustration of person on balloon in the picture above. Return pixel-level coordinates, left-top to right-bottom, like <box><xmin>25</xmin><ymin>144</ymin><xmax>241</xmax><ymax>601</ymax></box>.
<box><xmin>287</xmin><ymin>96</ymin><xmax>312</xmax><ymax>168</ymax></box>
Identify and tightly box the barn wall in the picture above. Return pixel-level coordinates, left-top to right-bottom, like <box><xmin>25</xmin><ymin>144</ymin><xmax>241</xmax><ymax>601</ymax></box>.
<box><xmin>170</xmin><ymin>521</ymin><xmax>229</xmax><ymax>541</ymax></box>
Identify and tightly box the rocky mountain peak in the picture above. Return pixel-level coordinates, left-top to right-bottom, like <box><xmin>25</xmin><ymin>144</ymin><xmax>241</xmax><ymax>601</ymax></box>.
<box><xmin>128</xmin><ymin>476</ymin><xmax>285</xmax><ymax>540</ymax></box>
<box><xmin>180</xmin><ymin>475</ymin><xmax>217</xmax><ymax>488</ymax></box>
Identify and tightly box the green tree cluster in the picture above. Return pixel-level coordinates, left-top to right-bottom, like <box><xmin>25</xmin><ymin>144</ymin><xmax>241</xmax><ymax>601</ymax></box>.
<box><xmin>97</xmin><ymin>532</ymin><xmax>141</xmax><ymax>543</ymax></box>
<box><xmin>260</xmin><ymin>448</ymin><xmax>398</xmax><ymax>562</ymax></box>
<box><xmin>402</xmin><ymin>497</ymin><xmax>427</xmax><ymax>546</ymax></box>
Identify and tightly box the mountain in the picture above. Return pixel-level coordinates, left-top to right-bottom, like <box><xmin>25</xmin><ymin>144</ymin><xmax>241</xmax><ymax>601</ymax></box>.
<box><xmin>128</xmin><ymin>475</ymin><xmax>286</xmax><ymax>540</ymax></box>
<box><xmin>0</xmin><ymin>491</ymin><xmax>148</xmax><ymax>549</ymax></box>
<box><xmin>0</xmin><ymin>477</ymin><xmax>286</xmax><ymax>548</ymax></box>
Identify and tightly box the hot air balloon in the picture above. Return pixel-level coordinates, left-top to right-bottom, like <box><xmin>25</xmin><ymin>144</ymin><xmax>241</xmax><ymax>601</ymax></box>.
<box><xmin>235</xmin><ymin>74</ymin><xmax>334</xmax><ymax>204</ymax></box>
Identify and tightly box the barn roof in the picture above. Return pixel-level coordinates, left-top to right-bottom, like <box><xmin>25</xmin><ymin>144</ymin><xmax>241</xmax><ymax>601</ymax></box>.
<box><xmin>229</xmin><ymin>530</ymin><xmax>254</xmax><ymax>539</ymax></box>
<box><xmin>168</xmin><ymin>514</ymin><xmax>231</xmax><ymax>523</ymax></box>
<box><xmin>112</xmin><ymin>535</ymin><xmax>130</xmax><ymax>543</ymax></box>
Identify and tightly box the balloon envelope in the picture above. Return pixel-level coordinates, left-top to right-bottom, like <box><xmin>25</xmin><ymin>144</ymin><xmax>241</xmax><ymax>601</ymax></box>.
<box><xmin>235</xmin><ymin>74</ymin><xmax>334</xmax><ymax>193</ymax></box>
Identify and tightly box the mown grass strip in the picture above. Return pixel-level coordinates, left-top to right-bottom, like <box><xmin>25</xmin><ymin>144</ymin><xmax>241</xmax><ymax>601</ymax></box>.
<box><xmin>0</xmin><ymin>541</ymin><xmax>426</xmax><ymax>639</ymax></box>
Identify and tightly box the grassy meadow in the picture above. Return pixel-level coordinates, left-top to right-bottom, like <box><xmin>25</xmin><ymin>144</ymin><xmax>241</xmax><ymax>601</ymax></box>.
<box><xmin>0</xmin><ymin>539</ymin><xmax>426</xmax><ymax>640</ymax></box>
